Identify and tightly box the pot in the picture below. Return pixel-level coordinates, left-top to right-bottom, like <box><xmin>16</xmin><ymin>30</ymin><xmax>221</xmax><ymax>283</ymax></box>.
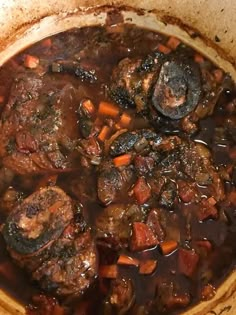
<box><xmin>0</xmin><ymin>1</ymin><xmax>235</xmax><ymax>314</ymax></box>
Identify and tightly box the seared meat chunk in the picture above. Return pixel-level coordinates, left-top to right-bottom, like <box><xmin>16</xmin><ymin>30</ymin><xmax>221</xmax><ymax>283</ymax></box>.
<box><xmin>0</xmin><ymin>73</ymin><xmax>80</xmax><ymax>174</ymax></box>
<box><xmin>2</xmin><ymin>186</ymin><xmax>74</xmax><ymax>255</ymax></box>
<box><xmin>2</xmin><ymin>186</ymin><xmax>98</xmax><ymax>298</ymax></box>
<box><xmin>33</xmin><ymin>229</ymin><xmax>97</xmax><ymax>297</ymax></box>
<box><xmin>110</xmin><ymin>53</ymin><xmax>201</xmax><ymax>119</ymax></box>
<box><xmin>152</xmin><ymin>60</ymin><xmax>201</xmax><ymax>119</ymax></box>
<box><xmin>97</xmin><ymin>161</ymin><xmax>135</xmax><ymax>205</ymax></box>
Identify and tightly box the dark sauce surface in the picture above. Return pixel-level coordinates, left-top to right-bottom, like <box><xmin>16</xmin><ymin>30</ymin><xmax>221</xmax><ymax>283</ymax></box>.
<box><xmin>0</xmin><ymin>24</ymin><xmax>235</xmax><ymax>315</ymax></box>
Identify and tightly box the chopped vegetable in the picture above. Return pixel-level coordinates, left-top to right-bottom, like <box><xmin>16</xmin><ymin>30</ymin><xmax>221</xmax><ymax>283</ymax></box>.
<box><xmin>166</xmin><ymin>37</ymin><xmax>180</xmax><ymax>50</ymax></box>
<box><xmin>160</xmin><ymin>240</ymin><xmax>178</xmax><ymax>255</ymax></box>
<box><xmin>0</xmin><ymin>96</ymin><xmax>4</xmax><ymax>103</ymax></box>
<box><xmin>113</xmin><ymin>153</ymin><xmax>132</xmax><ymax>167</ymax></box>
<box><xmin>41</xmin><ymin>38</ymin><xmax>52</xmax><ymax>48</ymax></box>
<box><xmin>119</xmin><ymin>113</ymin><xmax>132</xmax><ymax>127</ymax></box>
<box><xmin>130</xmin><ymin>222</ymin><xmax>158</xmax><ymax>251</ymax></box>
<box><xmin>98</xmin><ymin>125</ymin><xmax>110</xmax><ymax>142</ymax></box>
<box><xmin>195</xmin><ymin>240</ymin><xmax>212</xmax><ymax>252</ymax></box>
<box><xmin>133</xmin><ymin>177</ymin><xmax>151</xmax><ymax>204</ymax></box>
<box><xmin>99</xmin><ymin>265</ymin><xmax>118</xmax><ymax>279</ymax></box>
<box><xmin>117</xmin><ymin>255</ymin><xmax>139</xmax><ymax>267</ymax></box>
<box><xmin>98</xmin><ymin>101</ymin><xmax>120</xmax><ymax>117</ymax></box>
<box><xmin>81</xmin><ymin>99</ymin><xmax>96</xmax><ymax>115</ymax></box>
<box><xmin>194</xmin><ymin>53</ymin><xmax>204</xmax><ymax>64</ymax></box>
<box><xmin>139</xmin><ymin>260</ymin><xmax>157</xmax><ymax>275</ymax></box>
<box><xmin>24</xmin><ymin>54</ymin><xmax>39</xmax><ymax>69</ymax></box>
<box><xmin>178</xmin><ymin>248</ymin><xmax>199</xmax><ymax>277</ymax></box>
<box><xmin>157</xmin><ymin>44</ymin><xmax>171</xmax><ymax>54</ymax></box>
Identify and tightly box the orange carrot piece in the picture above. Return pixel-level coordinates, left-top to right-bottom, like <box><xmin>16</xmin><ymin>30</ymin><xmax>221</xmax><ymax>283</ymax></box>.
<box><xmin>139</xmin><ymin>260</ymin><xmax>157</xmax><ymax>275</ymax></box>
<box><xmin>157</xmin><ymin>44</ymin><xmax>171</xmax><ymax>54</ymax></box>
<box><xmin>0</xmin><ymin>96</ymin><xmax>4</xmax><ymax>103</ymax></box>
<box><xmin>98</xmin><ymin>125</ymin><xmax>110</xmax><ymax>142</ymax></box>
<box><xmin>119</xmin><ymin>113</ymin><xmax>132</xmax><ymax>127</ymax></box>
<box><xmin>113</xmin><ymin>153</ymin><xmax>132</xmax><ymax>167</ymax></box>
<box><xmin>213</xmin><ymin>69</ymin><xmax>223</xmax><ymax>83</ymax></box>
<box><xmin>98</xmin><ymin>101</ymin><xmax>120</xmax><ymax>117</ymax></box>
<box><xmin>48</xmin><ymin>201</ymin><xmax>64</xmax><ymax>213</ymax></box>
<box><xmin>194</xmin><ymin>53</ymin><xmax>204</xmax><ymax>64</ymax></box>
<box><xmin>207</xmin><ymin>196</ymin><xmax>217</xmax><ymax>206</ymax></box>
<box><xmin>160</xmin><ymin>240</ymin><xmax>178</xmax><ymax>255</ymax></box>
<box><xmin>99</xmin><ymin>265</ymin><xmax>118</xmax><ymax>279</ymax></box>
<box><xmin>166</xmin><ymin>36</ymin><xmax>180</xmax><ymax>50</ymax></box>
<box><xmin>115</xmin><ymin>122</ymin><xmax>122</xmax><ymax>130</ymax></box>
<box><xmin>41</xmin><ymin>38</ymin><xmax>52</xmax><ymax>47</ymax></box>
<box><xmin>24</xmin><ymin>54</ymin><xmax>39</xmax><ymax>69</ymax></box>
<box><xmin>82</xmin><ymin>99</ymin><xmax>95</xmax><ymax>115</ymax></box>
<box><xmin>117</xmin><ymin>255</ymin><xmax>139</xmax><ymax>267</ymax></box>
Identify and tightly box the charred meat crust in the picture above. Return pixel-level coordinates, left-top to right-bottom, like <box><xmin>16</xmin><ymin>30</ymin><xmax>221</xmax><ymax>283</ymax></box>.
<box><xmin>152</xmin><ymin>60</ymin><xmax>201</xmax><ymax>119</ymax></box>
<box><xmin>2</xmin><ymin>186</ymin><xmax>74</xmax><ymax>255</ymax></box>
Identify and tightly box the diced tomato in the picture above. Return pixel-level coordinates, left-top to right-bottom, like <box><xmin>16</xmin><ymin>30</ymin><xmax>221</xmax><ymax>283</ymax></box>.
<box><xmin>130</xmin><ymin>222</ymin><xmax>158</xmax><ymax>251</ymax></box>
<box><xmin>133</xmin><ymin>177</ymin><xmax>151</xmax><ymax>204</ymax></box>
<box><xmin>146</xmin><ymin>208</ymin><xmax>165</xmax><ymax>242</ymax></box>
<box><xmin>178</xmin><ymin>248</ymin><xmax>199</xmax><ymax>277</ymax></box>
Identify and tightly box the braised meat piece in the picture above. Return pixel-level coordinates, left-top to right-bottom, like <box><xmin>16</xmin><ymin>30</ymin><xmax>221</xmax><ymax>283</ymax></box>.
<box><xmin>0</xmin><ymin>73</ymin><xmax>80</xmax><ymax>174</ymax></box>
<box><xmin>110</xmin><ymin>53</ymin><xmax>201</xmax><ymax>119</ymax></box>
<box><xmin>152</xmin><ymin>60</ymin><xmax>201</xmax><ymax>119</ymax></box>
<box><xmin>2</xmin><ymin>186</ymin><xmax>98</xmax><ymax>298</ymax></box>
<box><xmin>2</xmin><ymin>186</ymin><xmax>74</xmax><ymax>255</ymax></box>
<box><xmin>97</xmin><ymin>161</ymin><xmax>135</xmax><ymax>205</ymax></box>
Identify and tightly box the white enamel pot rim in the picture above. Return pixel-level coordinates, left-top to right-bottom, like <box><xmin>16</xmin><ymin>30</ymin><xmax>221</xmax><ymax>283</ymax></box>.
<box><xmin>0</xmin><ymin>1</ymin><xmax>235</xmax><ymax>315</ymax></box>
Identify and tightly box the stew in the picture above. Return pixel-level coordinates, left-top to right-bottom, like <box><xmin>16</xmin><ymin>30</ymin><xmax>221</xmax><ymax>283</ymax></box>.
<box><xmin>0</xmin><ymin>23</ymin><xmax>235</xmax><ymax>315</ymax></box>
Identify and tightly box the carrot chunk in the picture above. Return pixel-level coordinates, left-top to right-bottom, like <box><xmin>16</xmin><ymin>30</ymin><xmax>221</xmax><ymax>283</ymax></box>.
<box><xmin>41</xmin><ymin>38</ymin><xmax>52</xmax><ymax>47</ymax></box>
<box><xmin>98</xmin><ymin>101</ymin><xmax>120</xmax><ymax>117</ymax></box>
<box><xmin>24</xmin><ymin>54</ymin><xmax>39</xmax><ymax>69</ymax></box>
<box><xmin>130</xmin><ymin>222</ymin><xmax>158</xmax><ymax>252</ymax></box>
<box><xmin>194</xmin><ymin>53</ymin><xmax>204</xmax><ymax>64</ymax></box>
<box><xmin>82</xmin><ymin>99</ymin><xmax>95</xmax><ymax>115</ymax></box>
<box><xmin>98</xmin><ymin>125</ymin><xmax>110</xmax><ymax>142</ymax></box>
<box><xmin>133</xmin><ymin>177</ymin><xmax>151</xmax><ymax>204</ymax></box>
<box><xmin>119</xmin><ymin>113</ymin><xmax>132</xmax><ymax>127</ymax></box>
<box><xmin>117</xmin><ymin>255</ymin><xmax>139</xmax><ymax>267</ymax></box>
<box><xmin>113</xmin><ymin>153</ymin><xmax>132</xmax><ymax>167</ymax></box>
<box><xmin>0</xmin><ymin>95</ymin><xmax>4</xmax><ymax>103</ymax></box>
<box><xmin>178</xmin><ymin>248</ymin><xmax>199</xmax><ymax>277</ymax></box>
<box><xmin>160</xmin><ymin>240</ymin><xmax>178</xmax><ymax>255</ymax></box>
<box><xmin>166</xmin><ymin>37</ymin><xmax>180</xmax><ymax>50</ymax></box>
<box><xmin>157</xmin><ymin>44</ymin><xmax>171</xmax><ymax>54</ymax></box>
<box><xmin>99</xmin><ymin>265</ymin><xmax>118</xmax><ymax>279</ymax></box>
<box><xmin>139</xmin><ymin>260</ymin><xmax>157</xmax><ymax>275</ymax></box>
